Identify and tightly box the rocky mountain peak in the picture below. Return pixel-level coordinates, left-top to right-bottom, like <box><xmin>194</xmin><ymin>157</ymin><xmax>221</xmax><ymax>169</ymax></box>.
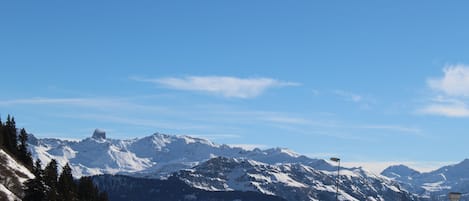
<box><xmin>92</xmin><ymin>129</ymin><xmax>106</xmax><ymax>140</ymax></box>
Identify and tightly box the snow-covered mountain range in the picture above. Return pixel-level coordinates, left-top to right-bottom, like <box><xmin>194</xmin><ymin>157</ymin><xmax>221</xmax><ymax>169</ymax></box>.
<box><xmin>27</xmin><ymin>129</ymin><xmax>320</xmax><ymax>178</ymax></box>
<box><xmin>26</xmin><ymin>129</ymin><xmax>419</xmax><ymax>201</ymax></box>
<box><xmin>381</xmin><ymin>160</ymin><xmax>469</xmax><ymax>200</ymax></box>
<box><xmin>176</xmin><ymin>157</ymin><xmax>415</xmax><ymax>201</ymax></box>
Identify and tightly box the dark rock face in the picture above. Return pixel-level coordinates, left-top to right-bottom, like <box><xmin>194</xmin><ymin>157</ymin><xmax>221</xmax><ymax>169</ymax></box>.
<box><xmin>91</xmin><ymin>174</ymin><xmax>287</xmax><ymax>201</ymax></box>
<box><xmin>92</xmin><ymin>129</ymin><xmax>106</xmax><ymax>140</ymax></box>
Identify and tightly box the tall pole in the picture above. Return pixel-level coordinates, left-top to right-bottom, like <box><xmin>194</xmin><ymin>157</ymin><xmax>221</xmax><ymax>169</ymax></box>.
<box><xmin>330</xmin><ymin>157</ymin><xmax>341</xmax><ymax>201</ymax></box>
<box><xmin>336</xmin><ymin>159</ymin><xmax>340</xmax><ymax>201</ymax></box>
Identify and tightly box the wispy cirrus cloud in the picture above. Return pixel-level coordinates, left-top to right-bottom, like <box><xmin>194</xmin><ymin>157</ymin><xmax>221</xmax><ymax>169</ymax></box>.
<box><xmin>190</xmin><ymin>134</ymin><xmax>241</xmax><ymax>140</ymax></box>
<box><xmin>420</xmin><ymin>104</ymin><xmax>469</xmax><ymax>117</ymax></box>
<box><xmin>131</xmin><ymin>76</ymin><xmax>300</xmax><ymax>98</ymax></box>
<box><xmin>332</xmin><ymin>90</ymin><xmax>375</xmax><ymax>110</ymax></box>
<box><xmin>259</xmin><ymin>116</ymin><xmax>312</xmax><ymax>125</ymax></box>
<box><xmin>418</xmin><ymin>97</ymin><xmax>469</xmax><ymax>117</ymax></box>
<box><xmin>61</xmin><ymin>113</ymin><xmax>211</xmax><ymax>131</ymax></box>
<box><xmin>202</xmin><ymin>106</ymin><xmax>422</xmax><ymax>137</ymax></box>
<box><xmin>0</xmin><ymin>97</ymin><xmax>105</xmax><ymax>106</ymax></box>
<box><xmin>0</xmin><ymin>97</ymin><xmax>169</xmax><ymax>112</ymax></box>
<box><xmin>333</xmin><ymin>90</ymin><xmax>364</xmax><ymax>102</ymax></box>
<box><xmin>355</xmin><ymin>124</ymin><xmax>422</xmax><ymax>134</ymax></box>
<box><xmin>306</xmin><ymin>152</ymin><xmax>339</xmax><ymax>159</ymax></box>
<box><xmin>419</xmin><ymin>65</ymin><xmax>469</xmax><ymax>117</ymax></box>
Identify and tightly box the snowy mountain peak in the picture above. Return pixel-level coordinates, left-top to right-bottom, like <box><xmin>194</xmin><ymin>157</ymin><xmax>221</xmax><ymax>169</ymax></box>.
<box><xmin>381</xmin><ymin>164</ymin><xmax>420</xmax><ymax>179</ymax></box>
<box><xmin>147</xmin><ymin>132</ymin><xmax>216</xmax><ymax>147</ymax></box>
<box><xmin>92</xmin><ymin>129</ymin><xmax>106</xmax><ymax>140</ymax></box>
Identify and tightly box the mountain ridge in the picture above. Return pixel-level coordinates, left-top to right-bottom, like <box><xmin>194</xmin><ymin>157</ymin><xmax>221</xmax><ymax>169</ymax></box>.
<box><xmin>27</xmin><ymin>129</ymin><xmax>326</xmax><ymax>178</ymax></box>
<box><xmin>381</xmin><ymin>159</ymin><xmax>469</xmax><ymax>200</ymax></box>
<box><xmin>175</xmin><ymin>156</ymin><xmax>417</xmax><ymax>201</ymax></box>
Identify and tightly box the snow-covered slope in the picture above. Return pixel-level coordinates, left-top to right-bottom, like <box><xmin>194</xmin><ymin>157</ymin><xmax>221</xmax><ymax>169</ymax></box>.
<box><xmin>0</xmin><ymin>149</ymin><xmax>34</xmax><ymax>201</ymax></box>
<box><xmin>176</xmin><ymin>157</ymin><xmax>417</xmax><ymax>201</ymax></box>
<box><xmin>28</xmin><ymin>129</ymin><xmax>321</xmax><ymax>178</ymax></box>
<box><xmin>382</xmin><ymin>160</ymin><xmax>469</xmax><ymax>200</ymax></box>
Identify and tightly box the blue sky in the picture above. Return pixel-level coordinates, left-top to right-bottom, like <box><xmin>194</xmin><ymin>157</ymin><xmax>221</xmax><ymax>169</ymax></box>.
<box><xmin>2</xmin><ymin>1</ymin><xmax>469</xmax><ymax>173</ymax></box>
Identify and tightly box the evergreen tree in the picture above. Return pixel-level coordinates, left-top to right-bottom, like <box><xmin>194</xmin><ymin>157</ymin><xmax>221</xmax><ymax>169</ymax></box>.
<box><xmin>4</xmin><ymin>115</ymin><xmax>18</xmax><ymax>156</ymax></box>
<box><xmin>24</xmin><ymin>160</ymin><xmax>47</xmax><ymax>201</ymax></box>
<box><xmin>32</xmin><ymin>159</ymin><xmax>43</xmax><ymax>178</ymax></box>
<box><xmin>1</xmin><ymin>116</ymin><xmax>8</xmax><ymax>151</ymax></box>
<box><xmin>0</xmin><ymin>116</ymin><xmax>4</xmax><ymax>149</ymax></box>
<box><xmin>78</xmin><ymin>177</ymin><xmax>99</xmax><ymax>201</ymax></box>
<box><xmin>57</xmin><ymin>163</ymin><xmax>77</xmax><ymax>201</ymax></box>
<box><xmin>44</xmin><ymin>159</ymin><xmax>59</xmax><ymax>201</ymax></box>
<box><xmin>18</xmin><ymin>128</ymin><xmax>33</xmax><ymax>170</ymax></box>
<box><xmin>97</xmin><ymin>191</ymin><xmax>109</xmax><ymax>201</ymax></box>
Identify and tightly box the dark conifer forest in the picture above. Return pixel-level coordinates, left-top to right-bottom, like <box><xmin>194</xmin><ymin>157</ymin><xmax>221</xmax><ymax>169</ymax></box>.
<box><xmin>0</xmin><ymin>115</ymin><xmax>109</xmax><ymax>201</ymax></box>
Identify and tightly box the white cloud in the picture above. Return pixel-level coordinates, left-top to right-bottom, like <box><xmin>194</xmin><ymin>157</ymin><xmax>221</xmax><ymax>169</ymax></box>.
<box><xmin>356</xmin><ymin>125</ymin><xmax>422</xmax><ymax>134</ymax></box>
<box><xmin>311</xmin><ymin>89</ymin><xmax>320</xmax><ymax>96</ymax></box>
<box><xmin>419</xmin><ymin>103</ymin><xmax>469</xmax><ymax>117</ymax></box>
<box><xmin>132</xmin><ymin>76</ymin><xmax>300</xmax><ymax>98</ymax></box>
<box><xmin>0</xmin><ymin>97</ymin><xmax>101</xmax><ymax>106</ymax></box>
<box><xmin>228</xmin><ymin>144</ymin><xmax>268</xmax><ymax>150</ymax></box>
<box><xmin>306</xmin><ymin>152</ymin><xmax>339</xmax><ymax>159</ymax></box>
<box><xmin>190</xmin><ymin>134</ymin><xmax>241</xmax><ymax>140</ymax></box>
<box><xmin>333</xmin><ymin>90</ymin><xmax>363</xmax><ymax>102</ymax></box>
<box><xmin>420</xmin><ymin>65</ymin><xmax>469</xmax><ymax>117</ymax></box>
<box><xmin>0</xmin><ymin>97</ymin><xmax>126</xmax><ymax>108</ymax></box>
<box><xmin>261</xmin><ymin>116</ymin><xmax>312</xmax><ymax>125</ymax></box>
<box><xmin>0</xmin><ymin>97</ymin><xmax>170</xmax><ymax>112</ymax></box>
<box><xmin>62</xmin><ymin>113</ymin><xmax>210</xmax><ymax>131</ymax></box>
<box><xmin>428</xmin><ymin>65</ymin><xmax>469</xmax><ymax>97</ymax></box>
<box><xmin>332</xmin><ymin>90</ymin><xmax>376</xmax><ymax>110</ymax></box>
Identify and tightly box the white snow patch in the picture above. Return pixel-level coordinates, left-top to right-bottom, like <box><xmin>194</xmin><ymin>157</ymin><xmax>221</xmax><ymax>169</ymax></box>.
<box><xmin>439</xmin><ymin>173</ymin><xmax>447</xmax><ymax>181</ymax></box>
<box><xmin>0</xmin><ymin>149</ymin><xmax>34</xmax><ymax>182</ymax></box>
<box><xmin>278</xmin><ymin>148</ymin><xmax>300</xmax><ymax>157</ymax></box>
<box><xmin>0</xmin><ymin>184</ymin><xmax>20</xmax><ymax>201</ymax></box>
<box><xmin>338</xmin><ymin>189</ymin><xmax>360</xmax><ymax>201</ymax></box>
<box><xmin>387</xmin><ymin>185</ymin><xmax>400</xmax><ymax>192</ymax></box>
<box><xmin>271</xmin><ymin>172</ymin><xmax>307</xmax><ymax>188</ymax></box>
<box><xmin>421</xmin><ymin>181</ymin><xmax>450</xmax><ymax>192</ymax></box>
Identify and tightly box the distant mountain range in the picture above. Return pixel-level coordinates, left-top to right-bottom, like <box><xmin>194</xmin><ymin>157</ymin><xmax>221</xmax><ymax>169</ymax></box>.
<box><xmin>382</xmin><ymin>160</ymin><xmax>469</xmax><ymax>200</ymax></box>
<box><xmin>24</xmin><ymin>129</ymin><xmax>466</xmax><ymax>201</ymax></box>
<box><xmin>27</xmin><ymin>129</ymin><xmax>319</xmax><ymax>178</ymax></box>
<box><xmin>175</xmin><ymin>157</ymin><xmax>414</xmax><ymax>201</ymax></box>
